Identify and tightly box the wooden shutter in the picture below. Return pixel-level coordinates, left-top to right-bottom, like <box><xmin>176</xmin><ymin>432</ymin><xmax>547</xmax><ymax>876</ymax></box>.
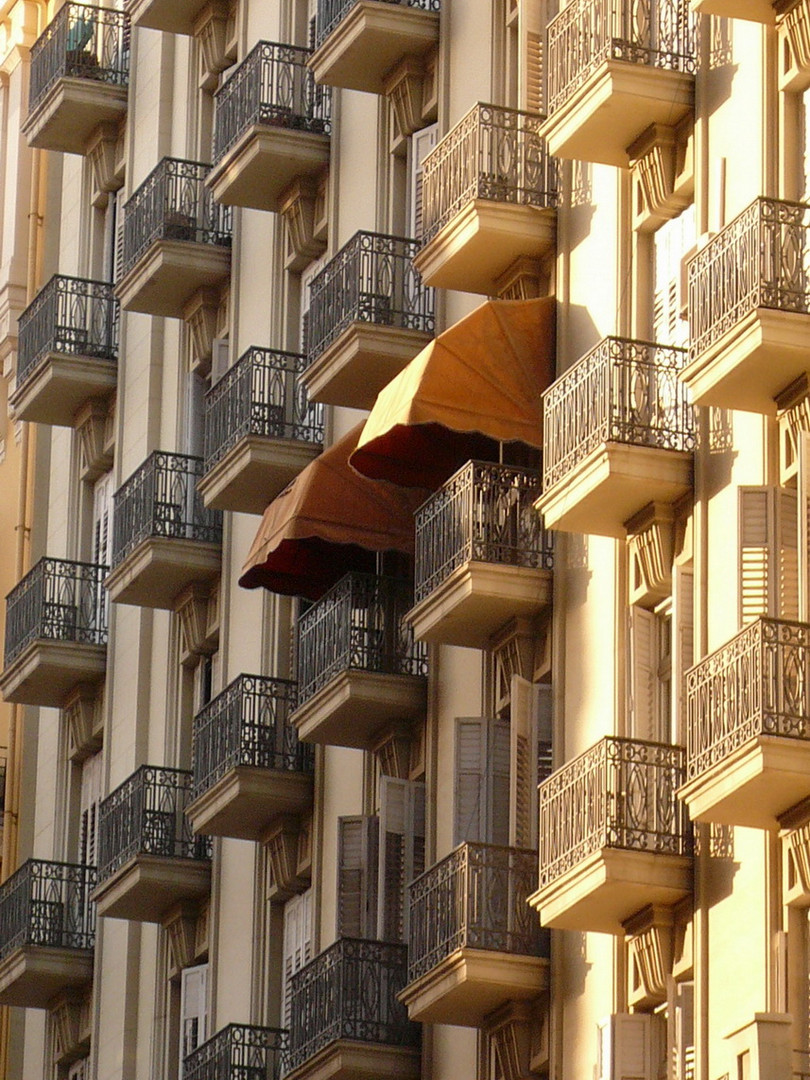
<box><xmin>739</xmin><ymin>487</ymin><xmax>799</xmax><ymax>623</ymax></box>
<box><xmin>510</xmin><ymin>677</ymin><xmax>551</xmax><ymax>849</ymax></box>
<box><xmin>599</xmin><ymin>1014</ymin><xmax>655</xmax><ymax>1080</ymax></box>
<box><xmin>377</xmin><ymin>777</ymin><xmax>425</xmax><ymax>943</ymax></box>
<box><xmin>672</xmin><ymin>565</ymin><xmax>694</xmax><ymax>746</ymax></box>
<box><xmin>92</xmin><ymin>472</ymin><xmax>114</xmax><ymax>568</ymax></box>
<box><xmin>179</xmin><ymin>963</ymin><xmax>208</xmax><ymax>1069</ymax></box>
<box><xmin>79</xmin><ymin>751</ymin><xmax>104</xmax><ymax>867</ymax></box>
<box><xmin>667</xmin><ymin>979</ymin><xmax>695</xmax><ymax>1080</ymax></box>
<box><xmin>409</xmin><ymin>123</ymin><xmax>438</xmax><ymax>241</ymax></box>
<box><xmin>653</xmin><ymin>206</ymin><xmax>695</xmax><ymax>348</ymax></box>
<box><xmin>629</xmin><ymin>607</ymin><xmax>657</xmax><ymax>742</ymax></box>
<box><xmin>337</xmin><ymin>815</ymin><xmax>378</xmax><ymax>939</ymax></box>
<box><xmin>778</xmin><ymin>487</ymin><xmax>800</xmax><ymax>621</ymax></box>
<box><xmin>454</xmin><ymin>717</ymin><xmax>510</xmax><ymax>847</ymax></box>
<box><xmin>282</xmin><ymin>889</ymin><xmax>313</xmax><ymax>1026</ymax></box>
<box><xmin>518</xmin><ymin>0</ymin><xmax>542</xmax><ymax>112</ymax></box>
<box><xmin>799</xmin><ymin>433</ymin><xmax>810</xmax><ymax>621</ymax></box>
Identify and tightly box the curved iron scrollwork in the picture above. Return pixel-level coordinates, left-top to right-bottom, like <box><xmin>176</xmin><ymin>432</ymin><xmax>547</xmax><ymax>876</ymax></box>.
<box><xmin>0</xmin><ymin>859</ymin><xmax>96</xmax><ymax>961</ymax></box>
<box><xmin>314</xmin><ymin>0</ymin><xmax>440</xmax><ymax>50</ymax></box>
<box><xmin>184</xmin><ymin>1023</ymin><xmax>287</xmax><ymax>1080</ymax></box>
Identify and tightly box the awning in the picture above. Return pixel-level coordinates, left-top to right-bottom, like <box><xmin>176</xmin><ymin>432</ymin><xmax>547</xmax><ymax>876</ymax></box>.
<box><xmin>349</xmin><ymin>296</ymin><xmax>556</xmax><ymax>489</ymax></box>
<box><xmin>239</xmin><ymin>424</ymin><xmax>428</xmax><ymax>599</ymax></box>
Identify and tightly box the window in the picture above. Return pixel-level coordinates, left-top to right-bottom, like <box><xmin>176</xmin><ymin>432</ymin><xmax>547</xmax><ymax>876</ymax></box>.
<box><xmin>179</xmin><ymin>963</ymin><xmax>208</xmax><ymax>1072</ymax></box>
<box><xmin>79</xmin><ymin>751</ymin><xmax>104</xmax><ymax>867</ymax></box>
<box><xmin>282</xmin><ymin>889</ymin><xmax>312</xmax><ymax>1026</ymax></box>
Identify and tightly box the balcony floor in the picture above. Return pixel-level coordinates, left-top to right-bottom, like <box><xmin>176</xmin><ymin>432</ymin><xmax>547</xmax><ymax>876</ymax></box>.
<box><xmin>0</xmin><ymin>639</ymin><xmax>106</xmax><ymax>709</ymax></box>
<box><xmin>23</xmin><ymin>79</ymin><xmax>128</xmax><ymax>155</ymax></box>
<box><xmin>115</xmin><ymin>240</ymin><xmax>230</xmax><ymax>319</ymax></box>
<box><xmin>10</xmin><ymin>352</ymin><xmax>117</xmax><ymax>427</ymax></box>
<box><xmin>105</xmin><ymin>537</ymin><xmax>221</xmax><ymax>610</ymax></box>
<box><xmin>186</xmin><ymin>766</ymin><xmax>313</xmax><ymax>841</ymax></box>
<box><xmin>536</xmin><ymin>443</ymin><xmax>693</xmax><ymax>539</ymax></box>
<box><xmin>400</xmin><ymin>948</ymin><xmax>548</xmax><ymax>1027</ymax></box>
<box><xmin>285</xmin><ymin>1040</ymin><xmax>420</xmax><ymax>1080</ymax></box>
<box><xmin>208</xmin><ymin>126</ymin><xmax>330</xmax><ymax>212</ymax></box>
<box><xmin>690</xmin><ymin>0</ymin><xmax>775</xmax><ymax>21</ymax></box>
<box><xmin>126</xmin><ymin>0</ymin><xmax>203</xmax><ymax>34</ymax></box>
<box><xmin>0</xmin><ymin>946</ymin><xmax>94</xmax><ymax>1009</ymax></box>
<box><xmin>414</xmin><ymin>201</ymin><xmax>556</xmax><ymax>295</ymax></box>
<box><xmin>92</xmin><ymin>855</ymin><xmax>211</xmax><ymax>923</ymax></box>
<box><xmin>407</xmin><ymin>562</ymin><xmax>553</xmax><ymax>650</ymax></box>
<box><xmin>197</xmin><ymin>436</ymin><xmax>321</xmax><ymax>515</ymax></box>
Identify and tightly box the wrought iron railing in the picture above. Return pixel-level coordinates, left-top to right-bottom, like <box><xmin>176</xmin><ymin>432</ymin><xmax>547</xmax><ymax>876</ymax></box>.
<box><xmin>546</xmin><ymin>0</ymin><xmax>696</xmax><ymax>114</ymax></box>
<box><xmin>538</xmin><ymin>737</ymin><xmax>690</xmax><ymax>889</ymax></box>
<box><xmin>420</xmin><ymin>103</ymin><xmax>558</xmax><ymax>246</ymax></box>
<box><xmin>203</xmin><ymin>348</ymin><xmax>324</xmax><ymax>473</ymax></box>
<box><xmin>4</xmin><ymin>557</ymin><xmax>108</xmax><ymax>666</ymax></box>
<box><xmin>184</xmin><ymin>1024</ymin><xmax>287</xmax><ymax>1080</ymax></box>
<box><xmin>111</xmin><ymin>452</ymin><xmax>222</xmax><ymax>568</ymax></box>
<box><xmin>17</xmin><ymin>275</ymin><xmax>119</xmax><ymax>389</ymax></box>
<box><xmin>542</xmin><ymin>337</ymin><xmax>695</xmax><ymax>491</ymax></box>
<box><xmin>295</xmin><ymin>573</ymin><xmax>428</xmax><ymax>706</ymax></box>
<box><xmin>285</xmin><ymin>939</ymin><xmax>418</xmax><ymax>1074</ymax></box>
<box><xmin>213</xmin><ymin>40</ymin><xmax>331</xmax><ymax>161</ymax></box>
<box><xmin>686</xmin><ymin>617</ymin><xmax>810</xmax><ymax>782</ymax></box>
<box><xmin>407</xmin><ymin>843</ymin><xmax>546</xmax><ymax>984</ymax></box>
<box><xmin>120</xmin><ymin>158</ymin><xmax>232</xmax><ymax>279</ymax></box>
<box><xmin>192</xmin><ymin>674</ymin><xmax>313</xmax><ymax>801</ymax></box>
<box><xmin>314</xmin><ymin>0</ymin><xmax>440</xmax><ymax>49</ymax></box>
<box><xmin>0</xmin><ymin>859</ymin><xmax>96</xmax><ymax>960</ymax></box>
<box><xmin>306</xmin><ymin>231</ymin><xmax>434</xmax><ymax>365</ymax></box>
<box><xmin>28</xmin><ymin>2</ymin><xmax>129</xmax><ymax>112</ymax></box>
<box><xmin>413</xmin><ymin>461</ymin><xmax>553</xmax><ymax>605</ymax></box>
<box><xmin>688</xmin><ymin>197</ymin><xmax>810</xmax><ymax>362</ymax></box>
<box><xmin>97</xmin><ymin>765</ymin><xmax>211</xmax><ymax>886</ymax></box>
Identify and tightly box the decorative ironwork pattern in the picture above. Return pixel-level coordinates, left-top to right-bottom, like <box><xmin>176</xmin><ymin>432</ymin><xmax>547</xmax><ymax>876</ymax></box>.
<box><xmin>203</xmin><ymin>347</ymin><xmax>324</xmax><ymax>473</ymax></box>
<box><xmin>0</xmin><ymin>859</ymin><xmax>96</xmax><ymax>961</ymax></box>
<box><xmin>413</xmin><ymin>461</ymin><xmax>553</xmax><ymax>604</ymax></box>
<box><xmin>285</xmin><ymin>938</ymin><xmax>418</xmax><ymax>1074</ymax></box>
<box><xmin>538</xmin><ymin>737</ymin><xmax>690</xmax><ymax>888</ymax></box>
<box><xmin>295</xmin><ymin>573</ymin><xmax>428</xmax><ymax>706</ymax></box>
<box><xmin>120</xmin><ymin>158</ymin><xmax>232</xmax><ymax>279</ymax></box>
<box><xmin>28</xmin><ymin>2</ymin><xmax>129</xmax><ymax>112</ymax></box>
<box><xmin>184</xmin><ymin>1024</ymin><xmax>287</xmax><ymax>1080</ymax></box>
<box><xmin>192</xmin><ymin>674</ymin><xmax>313</xmax><ymax>801</ymax></box>
<box><xmin>688</xmin><ymin>197</ymin><xmax>810</xmax><ymax>361</ymax></box>
<box><xmin>686</xmin><ymin>617</ymin><xmax>810</xmax><ymax>780</ymax></box>
<box><xmin>4</xmin><ymin>557</ymin><xmax>108</xmax><ymax>665</ymax></box>
<box><xmin>213</xmin><ymin>41</ymin><xmax>331</xmax><ymax>161</ymax></box>
<box><xmin>314</xmin><ymin>0</ymin><xmax>440</xmax><ymax>49</ymax></box>
<box><xmin>546</xmin><ymin>0</ymin><xmax>696</xmax><ymax>114</ymax></box>
<box><xmin>542</xmin><ymin>337</ymin><xmax>695</xmax><ymax>490</ymax></box>
<box><xmin>420</xmin><ymin>103</ymin><xmax>559</xmax><ymax>246</ymax></box>
<box><xmin>17</xmin><ymin>275</ymin><xmax>119</xmax><ymax>389</ymax></box>
<box><xmin>306</xmin><ymin>231</ymin><xmax>434</xmax><ymax>365</ymax></box>
<box><xmin>97</xmin><ymin>765</ymin><xmax>211</xmax><ymax>885</ymax></box>
<box><xmin>111</xmin><ymin>452</ymin><xmax>222</xmax><ymax>568</ymax></box>
<box><xmin>407</xmin><ymin>843</ymin><xmax>547</xmax><ymax>984</ymax></box>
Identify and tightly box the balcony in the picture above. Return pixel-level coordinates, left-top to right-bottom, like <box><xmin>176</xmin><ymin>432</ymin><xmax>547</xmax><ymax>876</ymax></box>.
<box><xmin>537</xmin><ymin>338</ymin><xmax>694</xmax><ymax>539</ymax></box>
<box><xmin>689</xmin><ymin>0</ymin><xmax>775</xmax><ymax>22</ymax></box>
<box><xmin>116</xmin><ymin>159</ymin><xmax>231</xmax><ymax>319</ymax></box>
<box><xmin>94</xmin><ymin>766</ymin><xmax>212</xmax><ymax>923</ymax></box>
<box><xmin>402</xmin><ymin>843</ymin><xmax>548</xmax><ymax>1027</ymax></box>
<box><xmin>105</xmin><ymin>452</ymin><xmax>222</xmax><ymax>610</ymax></box>
<box><xmin>187</xmin><ymin>675</ymin><xmax>314</xmax><ymax>841</ymax></box>
<box><xmin>531</xmin><ymin>738</ymin><xmax>692</xmax><ymax>934</ymax></box>
<box><xmin>291</xmin><ymin>573</ymin><xmax>427</xmax><ymax>750</ymax></box>
<box><xmin>0</xmin><ymin>558</ymin><xmax>107</xmax><ymax>709</ymax></box>
<box><xmin>23</xmin><ymin>3</ymin><xmax>129</xmax><ymax>155</ymax></box>
<box><xmin>309</xmin><ymin>0</ymin><xmax>440</xmax><ymax>94</ymax></box>
<box><xmin>198</xmin><ymin>347</ymin><xmax>324</xmax><ymax>515</ymax></box>
<box><xmin>407</xmin><ymin>461</ymin><xmax>553</xmax><ymax>649</ymax></box>
<box><xmin>185</xmin><ymin>1025</ymin><xmax>287</xmax><ymax>1080</ymax></box>
<box><xmin>680</xmin><ymin>618</ymin><xmax>810</xmax><ymax>829</ymax></box>
<box><xmin>125</xmin><ymin>0</ymin><xmax>212</xmax><ymax>35</ymax></box>
<box><xmin>208</xmin><ymin>42</ymin><xmax>331</xmax><ymax>212</ymax></box>
<box><xmin>414</xmin><ymin>103</ymin><xmax>558</xmax><ymax>296</ymax></box>
<box><xmin>0</xmin><ymin>860</ymin><xmax>95</xmax><ymax>1009</ymax></box>
<box><xmin>284</xmin><ymin>939</ymin><xmax>419</xmax><ymax>1080</ymax></box>
<box><xmin>542</xmin><ymin>0</ymin><xmax>695</xmax><ymax>168</ymax></box>
<box><xmin>683</xmin><ymin>197</ymin><xmax>810</xmax><ymax>415</ymax></box>
<box><xmin>305</xmin><ymin>232</ymin><xmax>434</xmax><ymax>410</ymax></box>
<box><xmin>11</xmin><ymin>276</ymin><xmax>118</xmax><ymax>427</ymax></box>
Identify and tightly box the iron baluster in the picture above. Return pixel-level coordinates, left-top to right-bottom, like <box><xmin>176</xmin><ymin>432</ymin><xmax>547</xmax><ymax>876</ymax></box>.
<box><xmin>0</xmin><ymin>860</ymin><xmax>96</xmax><ymax>960</ymax></box>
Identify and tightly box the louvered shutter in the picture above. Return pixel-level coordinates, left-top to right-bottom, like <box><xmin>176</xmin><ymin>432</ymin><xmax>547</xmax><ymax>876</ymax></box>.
<box><xmin>510</xmin><ymin>677</ymin><xmax>551</xmax><ymax>849</ymax></box>
<box><xmin>778</xmin><ymin>488</ymin><xmax>799</xmax><ymax>621</ymax></box>
<box><xmin>629</xmin><ymin>607</ymin><xmax>657</xmax><ymax>742</ymax></box>
<box><xmin>179</xmin><ymin>964</ymin><xmax>208</xmax><ymax>1070</ymax></box>
<box><xmin>739</xmin><ymin>487</ymin><xmax>799</xmax><ymax>623</ymax></box>
<box><xmin>337</xmin><ymin>816</ymin><xmax>378</xmax><ymax>939</ymax></box>
<box><xmin>93</xmin><ymin>472</ymin><xmax>114</xmax><ymax>568</ymax></box>
<box><xmin>409</xmin><ymin>123</ymin><xmax>438</xmax><ymax>241</ymax></box>
<box><xmin>672</xmin><ymin>565</ymin><xmax>693</xmax><ymax>745</ymax></box>
<box><xmin>454</xmin><ymin>717</ymin><xmax>511</xmax><ymax>847</ymax></box>
<box><xmin>282</xmin><ymin>889</ymin><xmax>312</xmax><ymax>1026</ymax></box>
<box><xmin>377</xmin><ymin>777</ymin><xmax>425</xmax><ymax>943</ymax></box>
<box><xmin>799</xmin><ymin>433</ymin><xmax>810</xmax><ymax>621</ymax></box>
<box><xmin>667</xmin><ymin>979</ymin><xmax>695</xmax><ymax>1080</ymax></box>
<box><xmin>599</xmin><ymin>1015</ymin><xmax>655</xmax><ymax>1080</ymax></box>
<box><xmin>301</xmin><ymin>251</ymin><xmax>328</xmax><ymax>355</ymax></box>
<box><xmin>653</xmin><ymin>207</ymin><xmax>695</xmax><ymax>348</ymax></box>
<box><xmin>80</xmin><ymin>751</ymin><xmax>104</xmax><ymax>867</ymax></box>
<box><xmin>519</xmin><ymin>0</ymin><xmax>542</xmax><ymax>112</ymax></box>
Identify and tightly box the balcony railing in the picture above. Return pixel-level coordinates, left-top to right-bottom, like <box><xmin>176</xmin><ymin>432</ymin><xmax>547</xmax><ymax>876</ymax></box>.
<box><xmin>420</xmin><ymin>103</ymin><xmax>558</xmax><ymax>247</ymax></box>
<box><xmin>296</xmin><ymin>573</ymin><xmax>428</xmax><ymax>706</ymax></box>
<box><xmin>685</xmin><ymin>618</ymin><xmax>810</xmax><ymax>782</ymax></box>
<box><xmin>184</xmin><ymin>1024</ymin><xmax>287</xmax><ymax>1080</ymax></box>
<box><xmin>413</xmin><ymin>461</ymin><xmax>553</xmax><ymax>605</ymax></box>
<box><xmin>546</xmin><ymin>0</ymin><xmax>696</xmax><ymax>114</ymax></box>
<box><xmin>204</xmin><ymin>348</ymin><xmax>324</xmax><ymax>473</ymax></box>
<box><xmin>306</xmin><ymin>231</ymin><xmax>434</xmax><ymax>366</ymax></box>
<box><xmin>111</xmin><ymin>452</ymin><xmax>222</xmax><ymax>568</ymax></box>
<box><xmin>407</xmin><ymin>843</ymin><xmax>546</xmax><ymax>984</ymax></box>
<box><xmin>542</xmin><ymin>337</ymin><xmax>695</xmax><ymax>491</ymax></box>
<box><xmin>314</xmin><ymin>0</ymin><xmax>441</xmax><ymax>49</ymax></box>
<box><xmin>17</xmin><ymin>275</ymin><xmax>119</xmax><ymax>388</ymax></box>
<box><xmin>192</xmin><ymin>674</ymin><xmax>313</xmax><ymax>801</ymax></box>
<box><xmin>97</xmin><ymin>766</ymin><xmax>211</xmax><ymax>886</ymax></box>
<box><xmin>688</xmin><ymin>197</ymin><xmax>810</xmax><ymax>362</ymax></box>
<box><xmin>4</xmin><ymin>558</ymin><xmax>108</xmax><ymax>666</ymax></box>
<box><xmin>538</xmin><ymin>737</ymin><xmax>691</xmax><ymax>890</ymax></box>
<box><xmin>120</xmin><ymin>158</ymin><xmax>232</xmax><ymax>279</ymax></box>
<box><xmin>213</xmin><ymin>41</ymin><xmax>331</xmax><ymax>162</ymax></box>
<box><xmin>285</xmin><ymin>939</ymin><xmax>418</xmax><ymax>1074</ymax></box>
<box><xmin>0</xmin><ymin>860</ymin><xmax>96</xmax><ymax>961</ymax></box>
<box><xmin>29</xmin><ymin>2</ymin><xmax>129</xmax><ymax>113</ymax></box>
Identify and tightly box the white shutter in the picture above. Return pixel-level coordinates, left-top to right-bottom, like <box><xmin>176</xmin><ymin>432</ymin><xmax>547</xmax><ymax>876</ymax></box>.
<box><xmin>739</xmin><ymin>487</ymin><xmax>799</xmax><ymax>623</ymax></box>
<box><xmin>599</xmin><ymin>1014</ymin><xmax>655</xmax><ymax>1080</ymax></box>
<box><xmin>336</xmin><ymin>816</ymin><xmax>378</xmax><ymax>939</ymax></box>
<box><xmin>629</xmin><ymin>607</ymin><xmax>657</xmax><ymax>743</ymax></box>
<box><xmin>799</xmin><ymin>433</ymin><xmax>810</xmax><ymax>621</ymax></box>
<box><xmin>110</xmin><ymin>188</ymin><xmax>125</xmax><ymax>285</ymax></box>
<box><xmin>210</xmin><ymin>337</ymin><xmax>229</xmax><ymax>385</ymax></box>
<box><xmin>597</xmin><ymin>1018</ymin><xmax>612</xmax><ymax>1080</ymax></box>
<box><xmin>510</xmin><ymin>677</ymin><xmax>551</xmax><ymax>849</ymax></box>
<box><xmin>282</xmin><ymin>889</ymin><xmax>313</xmax><ymax>1026</ymax></box>
<box><xmin>454</xmin><ymin>717</ymin><xmax>510</xmax><ymax>847</ymax></box>
<box><xmin>80</xmin><ymin>751</ymin><xmax>104</xmax><ymax>867</ymax></box>
<box><xmin>92</xmin><ymin>471</ymin><xmax>114</xmax><ymax>568</ymax></box>
<box><xmin>653</xmin><ymin>206</ymin><xmax>695</xmax><ymax>348</ymax></box>
<box><xmin>667</xmin><ymin>978</ymin><xmax>695</xmax><ymax>1080</ymax></box>
<box><xmin>377</xmin><ymin>777</ymin><xmax>425</xmax><ymax>943</ymax></box>
<box><xmin>672</xmin><ymin>565</ymin><xmax>694</xmax><ymax>746</ymax></box>
<box><xmin>519</xmin><ymin>0</ymin><xmax>543</xmax><ymax>113</ymax></box>
<box><xmin>180</xmin><ymin>963</ymin><xmax>208</xmax><ymax>1070</ymax></box>
<box><xmin>409</xmin><ymin>123</ymin><xmax>438</xmax><ymax>241</ymax></box>
<box><xmin>301</xmin><ymin>252</ymin><xmax>328</xmax><ymax>354</ymax></box>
